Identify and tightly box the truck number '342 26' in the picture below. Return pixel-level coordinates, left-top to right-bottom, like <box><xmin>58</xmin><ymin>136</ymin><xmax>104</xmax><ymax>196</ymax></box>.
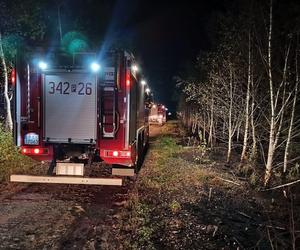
<box><xmin>48</xmin><ymin>82</ymin><xmax>93</xmax><ymax>95</ymax></box>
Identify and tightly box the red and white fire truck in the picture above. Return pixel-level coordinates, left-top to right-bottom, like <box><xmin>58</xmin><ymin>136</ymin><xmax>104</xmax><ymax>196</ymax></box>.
<box><xmin>149</xmin><ymin>103</ymin><xmax>166</xmax><ymax>125</ymax></box>
<box><xmin>11</xmin><ymin>49</ymin><xmax>150</xmax><ymax>186</ymax></box>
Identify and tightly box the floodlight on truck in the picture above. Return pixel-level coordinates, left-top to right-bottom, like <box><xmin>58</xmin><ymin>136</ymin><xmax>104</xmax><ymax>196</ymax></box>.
<box><xmin>38</xmin><ymin>61</ymin><xmax>48</xmax><ymax>70</ymax></box>
<box><xmin>131</xmin><ymin>64</ymin><xmax>138</xmax><ymax>72</ymax></box>
<box><xmin>90</xmin><ymin>62</ymin><xmax>101</xmax><ymax>72</ymax></box>
<box><xmin>141</xmin><ymin>80</ymin><xmax>146</xmax><ymax>85</ymax></box>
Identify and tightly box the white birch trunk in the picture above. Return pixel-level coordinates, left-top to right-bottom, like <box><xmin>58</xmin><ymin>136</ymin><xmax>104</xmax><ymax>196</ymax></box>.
<box><xmin>250</xmin><ymin>45</ymin><xmax>257</xmax><ymax>161</ymax></box>
<box><xmin>250</xmin><ymin>82</ymin><xmax>257</xmax><ymax>161</ymax></box>
<box><xmin>283</xmin><ymin>39</ymin><xmax>299</xmax><ymax>173</ymax></box>
<box><xmin>208</xmin><ymin>82</ymin><xmax>214</xmax><ymax>148</ymax></box>
<box><xmin>203</xmin><ymin>113</ymin><xmax>206</xmax><ymax>144</ymax></box>
<box><xmin>241</xmin><ymin>32</ymin><xmax>251</xmax><ymax>162</ymax></box>
<box><xmin>0</xmin><ymin>32</ymin><xmax>13</xmax><ymax>132</ymax></box>
<box><xmin>227</xmin><ymin>65</ymin><xmax>233</xmax><ymax>163</ymax></box>
<box><xmin>265</xmin><ymin>0</ymin><xmax>275</xmax><ymax>186</ymax></box>
<box><xmin>236</xmin><ymin>123</ymin><xmax>240</xmax><ymax>142</ymax></box>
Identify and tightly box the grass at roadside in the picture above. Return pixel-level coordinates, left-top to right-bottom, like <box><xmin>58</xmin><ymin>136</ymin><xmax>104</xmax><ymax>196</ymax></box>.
<box><xmin>116</xmin><ymin>121</ymin><xmax>275</xmax><ymax>249</ymax></box>
<box><xmin>0</xmin><ymin>124</ymin><xmax>35</xmax><ymax>182</ymax></box>
<box><xmin>119</xmin><ymin>122</ymin><xmax>222</xmax><ymax>249</ymax></box>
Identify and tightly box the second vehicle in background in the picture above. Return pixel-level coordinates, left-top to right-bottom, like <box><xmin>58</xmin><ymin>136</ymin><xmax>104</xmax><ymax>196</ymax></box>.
<box><xmin>149</xmin><ymin>104</ymin><xmax>166</xmax><ymax>126</ymax></box>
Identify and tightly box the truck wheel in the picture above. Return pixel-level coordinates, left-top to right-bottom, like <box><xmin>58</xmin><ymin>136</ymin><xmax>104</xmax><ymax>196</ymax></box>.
<box><xmin>47</xmin><ymin>159</ymin><xmax>56</xmax><ymax>176</ymax></box>
<box><xmin>135</xmin><ymin>135</ymin><xmax>145</xmax><ymax>173</ymax></box>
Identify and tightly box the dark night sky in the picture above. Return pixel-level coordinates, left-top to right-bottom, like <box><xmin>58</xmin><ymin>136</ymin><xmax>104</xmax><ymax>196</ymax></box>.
<box><xmin>58</xmin><ymin>0</ymin><xmax>225</xmax><ymax>111</ymax></box>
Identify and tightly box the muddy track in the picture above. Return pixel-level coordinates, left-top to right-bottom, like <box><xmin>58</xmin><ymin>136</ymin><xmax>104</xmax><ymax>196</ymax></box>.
<box><xmin>0</xmin><ymin>167</ymin><xmax>135</xmax><ymax>249</ymax></box>
<box><xmin>0</xmin><ymin>125</ymin><xmax>163</xmax><ymax>250</ymax></box>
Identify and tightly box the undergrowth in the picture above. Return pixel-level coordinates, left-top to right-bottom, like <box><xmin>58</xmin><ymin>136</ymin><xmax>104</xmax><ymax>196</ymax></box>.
<box><xmin>118</xmin><ymin>122</ymin><xmax>299</xmax><ymax>249</ymax></box>
<box><xmin>0</xmin><ymin>124</ymin><xmax>35</xmax><ymax>182</ymax></box>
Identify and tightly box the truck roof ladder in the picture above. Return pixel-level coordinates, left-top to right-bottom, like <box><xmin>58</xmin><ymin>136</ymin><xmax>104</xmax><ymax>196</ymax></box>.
<box><xmin>101</xmin><ymin>86</ymin><xmax>117</xmax><ymax>138</ymax></box>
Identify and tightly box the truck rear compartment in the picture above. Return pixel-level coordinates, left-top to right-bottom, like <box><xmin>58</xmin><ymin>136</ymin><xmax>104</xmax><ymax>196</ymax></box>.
<box><xmin>43</xmin><ymin>72</ymin><xmax>97</xmax><ymax>144</ymax></box>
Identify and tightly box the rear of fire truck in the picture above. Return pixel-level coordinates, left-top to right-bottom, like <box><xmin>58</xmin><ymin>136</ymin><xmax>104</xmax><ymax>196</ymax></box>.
<box><xmin>11</xmin><ymin>49</ymin><xmax>149</xmax><ymax>186</ymax></box>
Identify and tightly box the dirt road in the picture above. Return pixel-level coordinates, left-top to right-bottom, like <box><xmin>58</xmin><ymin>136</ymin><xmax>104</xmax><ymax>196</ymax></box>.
<box><xmin>0</xmin><ymin>168</ymin><xmax>133</xmax><ymax>249</ymax></box>
<box><xmin>0</xmin><ymin>124</ymin><xmax>163</xmax><ymax>249</ymax></box>
<box><xmin>0</xmin><ymin>121</ymin><xmax>297</xmax><ymax>249</ymax></box>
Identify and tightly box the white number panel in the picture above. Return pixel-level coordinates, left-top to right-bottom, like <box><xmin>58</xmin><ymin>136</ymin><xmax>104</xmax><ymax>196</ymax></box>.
<box><xmin>44</xmin><ymin>73</ymin><xmax>97</xmax><ymax>143</ymax></box>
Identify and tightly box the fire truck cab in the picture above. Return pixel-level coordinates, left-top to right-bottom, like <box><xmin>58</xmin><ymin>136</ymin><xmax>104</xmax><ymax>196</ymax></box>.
<box><xmin>12</xmin><ymin>49</ymin><xmax>150</xmax><ymax>185</ymax></box>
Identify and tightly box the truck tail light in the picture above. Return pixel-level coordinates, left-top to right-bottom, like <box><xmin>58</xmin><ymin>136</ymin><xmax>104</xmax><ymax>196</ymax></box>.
<box><xmin>33</xmin><ymin>148</ymin><xmax>40</xmax><ymax>154</ymax></box>
<box><xmin>21</xmin><ymin>147</ymin><xmax>49</xmax><ymax>155</ymax></box>
<box><xmin>105</xmin><ymin>150</ymin><xmax>131</xmax><ymax>158</ymax></box>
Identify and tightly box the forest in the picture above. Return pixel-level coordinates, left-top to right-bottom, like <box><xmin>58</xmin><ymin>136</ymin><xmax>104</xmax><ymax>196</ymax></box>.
<box><xmin>177</xmin><ymin>0</ymin><xmax>300</xmax><ymax>187</ymax></box>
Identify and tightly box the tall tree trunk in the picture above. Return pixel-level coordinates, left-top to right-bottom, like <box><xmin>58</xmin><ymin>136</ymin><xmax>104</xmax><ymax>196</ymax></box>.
<box><xmin>208</xmin><ymin>82</ymin><xmax>214</xmax><ymax>148</ymax></box>
<box><xmin>265</xmin><ymin>0</ymin><xmax>274</xmax><ymax>186</ymax></box>
<box><xmin>241</xmin><ymin>32</ymin><xmax>252</xmax><ymax>162</ymax></box>
<box><xmin>250</xmin><ymin>75</ymin><xmax>257</xmax><ymax>161</ymax></box>
<box><xmin>227</xmin><ymin>64</ymin><xmax>233</xmax><ymax>163</ymax></box>
<box><xmin>0</xmin><ymin>32</ymin><xmax>13</xmax><ymax>132</ymax></box>
<box><xmin>212</xmin><ymin>121</ymin><xmax>216</xmax><ymax>145</ymax></box>
<box><xmin>236</xmin><ymin>122</ymin><xmax>240</xmax><ymax>142</ymax></box>
<box><xmin>203</xmin><ymin>113</ymin><xmax>206</xmax><ymax>144</ymax></box>
<box><xmin>283</xmin><ymin>37</ymin><xmax>299</xmax><ymax>173</ymax></box>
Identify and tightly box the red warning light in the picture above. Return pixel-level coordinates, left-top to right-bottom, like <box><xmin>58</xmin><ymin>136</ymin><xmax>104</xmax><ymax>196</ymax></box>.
<box><xmin>126</xmin><ymin>70</ymin><xmax>131</xmax><ymax>87</ymax></box>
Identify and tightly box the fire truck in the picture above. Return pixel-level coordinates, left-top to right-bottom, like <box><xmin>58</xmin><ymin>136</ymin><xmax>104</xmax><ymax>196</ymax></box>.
<box><xmin>149</xmin><ymin>103</ymin><xmax>166</xmax><ymax>125</ymax></box>
<box><xmin>11</xmin><ymin>49</ymin><xmax>150</xmax><ymax>186</ymax></box>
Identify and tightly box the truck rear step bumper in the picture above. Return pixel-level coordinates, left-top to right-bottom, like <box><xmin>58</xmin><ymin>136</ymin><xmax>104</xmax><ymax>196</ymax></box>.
<box><xmin>10</xmin><ymin>175</ymin><xmax>122</xmax><ymax>186</ymax></box>
<box><xmin>112</xmin><ymin>168</ymin><xmax>135</xmax><ymax>176</ymax></box>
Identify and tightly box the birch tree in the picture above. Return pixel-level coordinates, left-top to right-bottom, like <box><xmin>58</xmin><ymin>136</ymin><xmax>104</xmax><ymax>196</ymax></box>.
<box><xmin>241</xmin><ymin>32</ymin><xmax>252</xmax><ymax>162</ymax></box>
<box><xmin>227</xmin><ymin>64</ymin><xmax>234</xmax><ymax>162</ymax></box>
<box><xmin>0</xmin><ymin>33</ymin><xmax>13</xmax><ymax>131</ymax></box>
<box><xmin>264</xmin><ymin>0</ymin><xmax>275</xmax><ymax>186</ymax></box>
<box><xmin>263</xmin><ymin>0</ymin><xmax>295</xmax><ymax>185</ymax></box>
<box><xmin>283</xmin><ymin>35</ymin><xmax>299</xmax><ymax>173</ymax></box>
